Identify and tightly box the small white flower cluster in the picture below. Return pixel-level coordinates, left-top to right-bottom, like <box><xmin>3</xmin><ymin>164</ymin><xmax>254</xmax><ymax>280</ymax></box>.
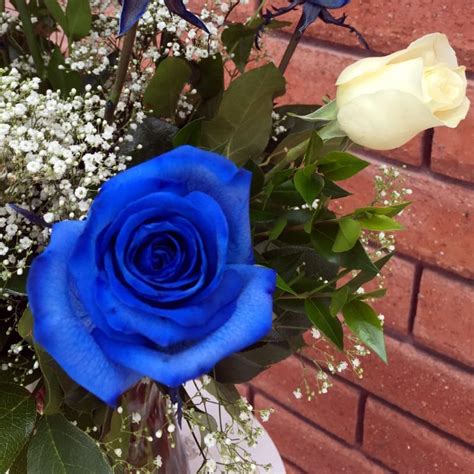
<box><xmin>0</xmin><ymin>9</ymin><xmax>16</xmax><ymax>36</ymax></box>
<box><xmin>137</xmin><ymin>0</ymin><xmax>224</xmax><ymax>63</ymax></box>
<box><xmin>0</xmin><ymin>68</ymin><xmax>141</xmax><ymax>287</ymax></box>
<box><xmin>271</xmin><ymin>111</ymin><xmax>288</xmax><ymax>141</ymax></box>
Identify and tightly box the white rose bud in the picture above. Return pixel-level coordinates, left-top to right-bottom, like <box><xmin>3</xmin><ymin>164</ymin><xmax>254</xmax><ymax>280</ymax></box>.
<box><xmin>336</xmin><ymin>33</ymin><xmax>470</xmax><ymax>150</ymax></box>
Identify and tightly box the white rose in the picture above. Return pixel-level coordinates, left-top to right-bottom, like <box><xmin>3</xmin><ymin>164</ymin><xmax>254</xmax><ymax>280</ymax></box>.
<box><xmin>336</xmin><ymin>33</ymin><xmax>470</xmax><ymax>150</ymax></box>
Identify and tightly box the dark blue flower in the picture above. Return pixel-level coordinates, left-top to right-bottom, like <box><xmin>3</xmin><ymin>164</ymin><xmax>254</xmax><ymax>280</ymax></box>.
<box><xmin>262</xmin><ymin>0</ymin><xmax>367</xmax><ymax>48</ymax></box>
<box><xmin>27</xmin><ymin>146</ymin><xmax>276</xmax><ymax>405</ymax></box>
<box><xmin>119</xmin><ymin>0</ymin><xmax>209</xmax><ymax>36</ymax></box>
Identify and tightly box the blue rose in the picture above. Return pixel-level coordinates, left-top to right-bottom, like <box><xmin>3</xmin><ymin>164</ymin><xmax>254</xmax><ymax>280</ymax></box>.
<box><xmin>27</xmin><ymin>146</ymin><xmax>276</xmax><ymax>405</ymax></box>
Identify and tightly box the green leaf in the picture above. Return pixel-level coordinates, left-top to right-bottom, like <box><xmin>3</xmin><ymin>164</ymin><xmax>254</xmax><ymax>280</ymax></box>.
<box><xmin>322</xmin><ymin>179</ymin><xmax>351</xmax><ymax>198</ymax></box>
<box><xmin>354</xmin><ymin>288</ymin><xmax>387</xmax><ymax>300</ymax></box>
<box><xmin>214</xmin><ymin>353</ymin><xmax>266</xmax><ymax>383</ymax></box>
<box><xmin>319</xmin><ymin>152</ymin><xmax>369</xmax><ymax>181</ymax></box>
<box><xmin>343</xmin><ymin>300</ymin><xmax>387</xmax><ymax>363</ymax></box>
<box><xmin>276</xmin><ymin>275</ymin><xmax>298</xmax><ymax>296</ymax></box>
<box><xmin>5</xmin><ymin>271</ymin><xmax>27</xmax><ymax>295</ymax></box>
<box><xmin>312</xmin><ymin>223</ymin><xmax>378</xmax><ymax>274</ymax></box>
<box><xmin>27</xmin><ymin>414</ymin><xmax>113</xmax><ymax>474</ymax></box>
<box><xmin>358</xmin><ymin>214</ymin><xmax>404</xmax><ymax>231</ymax></box>
<box><xmin>144</xmin><ymin>57</ymin><xmax>192</xmax><ymax>118</ymax></box>
<box><xmin>200</xmin><ymin>63</ymin><xmax>285</xmax><ymax>166</ymax></box>
<box><xmin>47</xmin><ymin>47</ymin><xmax>83</xmax><ymax>96</ymax></box>
<box><xmin>318</xmin><ymin>120</ymin><xmax>347</xmax><ymax>141</ymax></box>
<box><xmin>221</xmin><ymin>23</ymin><xmax>256</xmax><ymax>72</ymax></box>
<box><xmin>333</xmin><ymin>217</ymin><xmax>362</xmax><ymax>252</ymax></box>
<box><xmin>354</xmin><ymin>202</ymin><xmax>410</xmax><ymax>218</ymax></box>
<box><xmin>269</xmin><ymin>216</ymin><xmax>287</xmax><ymax>240</ymax></box>
<box><xmin>304</xmin><ymin>300</ymin><xmax>343</xmax><ymax>350</ymax></box>
<box><xmin>17</xmin><ymin>308</ymin><xmax>33</xmax><ymax>341</ymax></box>
<box><xmin>289</xmin><ymin>100</ymin><xmax>338</xmax><ymax>122</ymax></box>
<box><xmin>294</xmin><ymin>166</ymin><xmax>324</xmax><ymax>205</ymax></box>
<box><xmin>304</xmin><ymin>130</ymin><xmax>324</xmax><ymax>164</ymax></box>
<box><xmin>195</xmin><ymin>54</ymin><xmax>224</xmax><ymax>100</ymax></box>
<box><xmin>34</xmin><ymin>347</ymin><xmax>63</xmax><ymax>415</ymax></box>
<box><xmin>330</xmin><ymin>286</ymin><xmax>350</xmax><ymax>317</ymax></box>
<box><xmin>66</xmin><ymin>0</ymin><xmax>91</xmax><ymax>41</ymax></box>
<box><xmin>9</xmin><ymin>441</ymin><xmax>28</xmax><ymax>474</ymax></box>
<box><xmin>172</xmin><ymin>118</ymin><xmax>203</xmax><ymax>147</ymax></box>
<box><xmin>44</xmin><ymin>0</ymin><xmax>68</xmax><ymax>32</ymax></box>
<box><xmin>0</xmin><ymin>384</ymin><xmax>37</xmax><ymax>474</ymax></box>
<box><xmin>204</xmin><ymin>380</ymin><xmax>242</xmax><ymax>421</ymax></box>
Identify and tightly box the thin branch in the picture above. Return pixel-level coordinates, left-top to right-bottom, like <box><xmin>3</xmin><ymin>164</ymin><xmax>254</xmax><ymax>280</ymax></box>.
<box><xmin>104</xmin><ymin>24</ymin><xmax>138</xmax><ymax>125</ymax></box>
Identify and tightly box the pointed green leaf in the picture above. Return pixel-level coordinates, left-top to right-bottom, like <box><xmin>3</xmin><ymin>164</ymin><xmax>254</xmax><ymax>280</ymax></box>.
<box><xmin>269</xmin><ymin>216</ymin><xmax>287</xmax><ymax>240</ymax></box>
<box><xmin>0</xmin><ymin>384</ymin><xmax>37</xmax><ymax>473</ymax></box>
<box><xmin>358</xmin><ymin>214</ymin><xmax>404</xmax><ymax>231</ymax></box>
<box><xmin>304</xmin><ymin>131</ymin><xmax>324</xmax><ymax>164</ymax></box>
<box><xmin>343</xmin><ymin>300</ymin><xmax>387</xmax><ymax>363</ymax></box>
<box><xmin>27</xmin><ymin>414</ymin><xmax>113</xmax><ymax>473</ymax></box>
<box><xmin>342</xmin><ymin>252</ymin><xmax>393</xmax><ymax>291</ymax></box>
<box><xmin>333</xmin><ymin>217</ymin><xmax>362</xmax><ymax>252</ymax></box>
<box><xmin>354</xmin><ymin>202</ymin><xmax>410</xmax><ymax>218</ymax></box>
<box><xmin>319</xmin><ymin>152</ymin><xmax>369</xmax><ymax>181</ymax></box>
<box><xmin>330</xmin><ymin>286</ymin><xmax>350</xmax><ymax>317</ymax></box>
<box><xmin>276</xmin><ymin>275</ymin><xmax>298</xmax><ymax>296</ymax></box>
<box><xmin>294</xmin><ymin>167</ymin><xmax>324</xmax><ymax>205</ymax></box>
<box><xmin>44</xmin><ymin>0</ymin><xmax>68</xmax><ymax>32</ymax></box>
<box><xmin>17</xmin><ymin>308</ymin><xmax>33</xmax><ymax>342</ymax></box>
<box><xmin>288</xmin><ymin>100</ymin><xmax>338</xmax><ymax>122</ymax></box>
<box><xmin>305</xmin><ymin>300</ymin><xmax>343</xmax><ymax>350</ymax></box>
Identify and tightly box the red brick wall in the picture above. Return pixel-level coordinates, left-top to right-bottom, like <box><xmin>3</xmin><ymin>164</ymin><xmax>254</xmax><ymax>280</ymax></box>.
<box><xmin>243</xmin><ymin>1</ymin><xmax>474</xmax><ymax>472</ymax></box>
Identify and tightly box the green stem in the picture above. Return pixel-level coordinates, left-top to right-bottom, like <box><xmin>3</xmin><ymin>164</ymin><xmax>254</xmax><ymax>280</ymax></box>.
<box><xmin>104</xmin><ymin>24</ymin><xmax>138</xmax><ymax>125</ymax></box>
<box><xmin>0</xmin><ymin>0</ymin><xmax>9</xmax><ymax>66</ymax></box>
<box><xmin>15</xmin><ymin>0</ymin><xmax>44</xmax><ymax>77</ymax></box>
<box><xmin>279</xmin><ymin>14</ymin><xmax>304</xmax><ymax>75</ymax></box>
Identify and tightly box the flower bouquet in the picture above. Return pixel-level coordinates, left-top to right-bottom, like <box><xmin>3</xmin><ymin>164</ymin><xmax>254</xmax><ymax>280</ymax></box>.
<box><xmin>0</xmin><ymin>0</ymin><xmax>469</xmax><ymax>472</ymax></box>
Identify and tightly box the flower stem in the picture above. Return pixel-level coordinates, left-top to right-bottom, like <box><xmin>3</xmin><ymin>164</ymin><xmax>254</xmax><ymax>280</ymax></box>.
<box><xmin>15</xmin><ymin>0</ymin><xmax>44</xmax><ymax>77</ymax></box>
<box><xmin>278</xmin><ymin>25</ymin><xmax>303</xmax><ymax>75</ymax></box>
<box><xmin>104</xmin><ymin>24</ymin><xmax>138</xmax><ymax>125</ymax></box>
<box><xmin>0</xmin><ymin>0</ymin><xmax>9</xmax><ymax>66</ymax></box>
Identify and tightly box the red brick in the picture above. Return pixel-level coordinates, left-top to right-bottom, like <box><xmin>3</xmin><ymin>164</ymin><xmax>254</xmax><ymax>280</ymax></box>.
<box><xmin>283</xmin><ymin>462</ymin><xmax>304</xmax><ymax>474</ymax></box>
<box><xmin>255</xmin><ymin>394</ymin><xmax>387</xmax><ymax>473</ymax></box>
<box><xmin>237</xmin><ymin>384</ymin><xmax>250</xmax><ymax>399</ymax></box>
<box><xmin>262</xmin><ymin>0</ymin><xmax>474</xmax><ymax>70</ymax></box>
<box><xmin>332</xmin><ymin>163</ymin><xmax>474</xmax><ymax>279</ymax></box>
<box><xmin>369</xmin><ymin>256</ymin><xmax>415</xmax><ymax>335</ymax></box>
<box><xmin>364</xmin><ymin>133</ymin><xmax>425</xmax><ymax>167</ymax></box>
<box><xmin>364</xmin><ymin>398</ymin><xmax>474</xmax><ymax>473</ymax></box>
<box><xmin>337</xmin><ymin>337</ymin><xmax>474</xmax><ymax>444</ymax></box>
<box><xmin>432</xmin><ymin>82</ymin><xmax>474</xmax><ymax>183</ymax></box>
<box><xmin>252</xmin><ymin>356</ymin><xmax>360</xmax><ymax>443</ymax></box>
<box><xmin>414</xmin><ymin>269</ymin><xmax>474</xmax><ymax>367</ymax></box>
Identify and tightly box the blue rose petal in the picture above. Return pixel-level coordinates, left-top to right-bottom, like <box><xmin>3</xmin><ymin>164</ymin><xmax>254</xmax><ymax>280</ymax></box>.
<box><xmin>27</xmin><ymin>221</ymin><xmax>141</xmax><ymax>405</ymax></box>
<box><xmin>94</xmin><ymin>264</ymin><xmax>276</xmax><ymax>388</ymax></box>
